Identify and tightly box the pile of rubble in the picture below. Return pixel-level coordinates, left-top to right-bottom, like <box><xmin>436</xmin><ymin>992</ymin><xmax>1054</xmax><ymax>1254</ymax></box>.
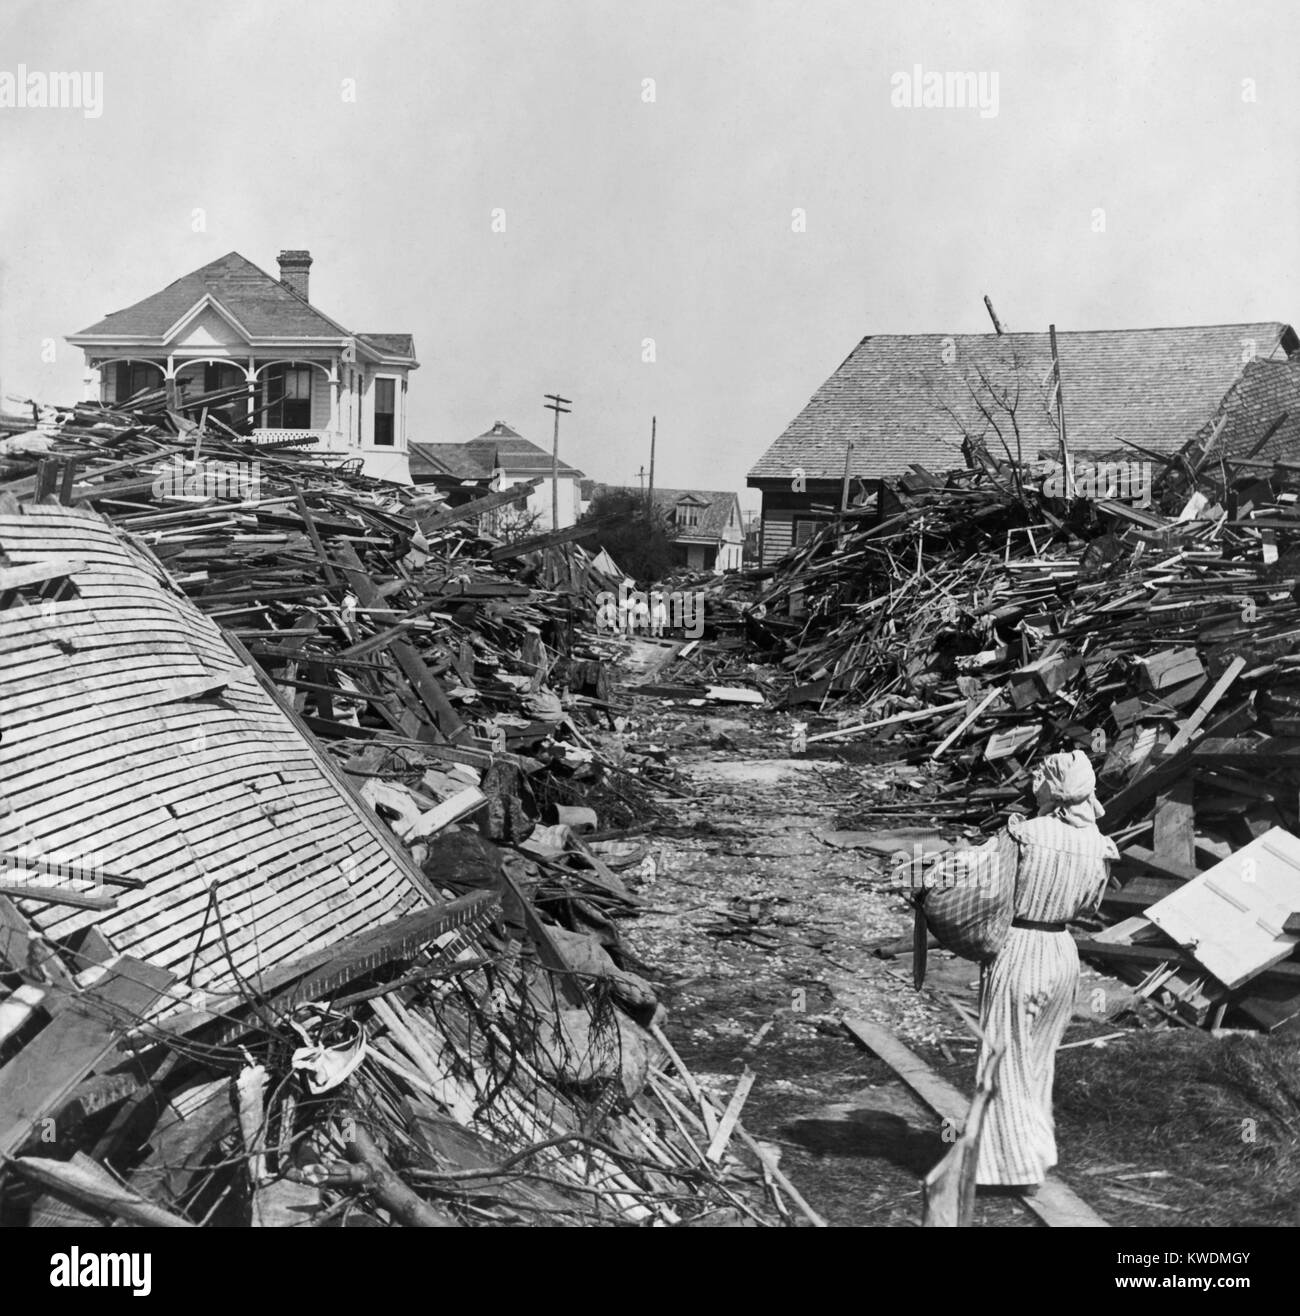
<box><xmin>740</xmin><ymin>438</ymin><xmax>1300</xmax><ymax>1036</ymax></box>
<box><xmin>0</xmin><ymin>398</ymin><xmax>817</xmax><ymax>1227</ymax></box>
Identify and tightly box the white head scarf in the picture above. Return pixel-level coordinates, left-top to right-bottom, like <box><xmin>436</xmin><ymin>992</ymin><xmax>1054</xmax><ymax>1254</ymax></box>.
<box><xmin>1032</xmin><ymin>750</ymin><xmax>1104</xmax><ymax>828</ymax></box>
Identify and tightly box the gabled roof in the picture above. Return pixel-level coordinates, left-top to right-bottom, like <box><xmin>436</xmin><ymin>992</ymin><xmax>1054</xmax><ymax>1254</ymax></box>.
<box><xmin>748</xmin><ymin>323</ymin><xmax>1299</xmax><ymax>482</ymax></box>
<box><xmin>408</xmin><ymin>442</ymin><xmax>492</xmax><ymax>481</ymax></box>
<box><xmin>357</xmin><ymin>333</ymin><xmax>416</xmax><ymax>360</ymax></box>
<box><xmin>589</xmin><ymin>484</ymin><xmax>740</xmax><ymax>541</ymax></box>
<box><xmin>462</xmin><ymin>422</ymin><xmax>585</xmax><ymax>478</ymax></box>
<box><xmin>1209</xmin><ymin>357</ymin><xmax>1300</xmax><ymax>464</ymax></box>
<box><xmin>68</xmin><ymin>252</ymin><xmax>418</xmax><ymax>363</ymax></box>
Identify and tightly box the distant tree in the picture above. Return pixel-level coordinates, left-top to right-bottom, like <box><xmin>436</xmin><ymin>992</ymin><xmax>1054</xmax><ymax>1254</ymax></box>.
<box><xmin>490</xmin><ymin>506</ymin><xmax>546</xmax><ymax>544</ymax></box>
<box><xmin>581</xmin><ymin>489</ymin><xmax>677</xmax><ymax>582</ymax></box>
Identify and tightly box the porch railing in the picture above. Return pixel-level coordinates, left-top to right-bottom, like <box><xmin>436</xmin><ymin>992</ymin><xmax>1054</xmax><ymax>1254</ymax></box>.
<box><xmin>250</xmin><ymin>428</ymin><xmax>349</xmax><ymax>452</ymax></box>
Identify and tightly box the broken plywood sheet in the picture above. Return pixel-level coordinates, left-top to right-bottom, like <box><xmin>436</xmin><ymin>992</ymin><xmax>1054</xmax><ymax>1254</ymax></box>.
<box><xmin>1145</xmin><ymin>826</ymin><xmax>1300</xmax><ymax>990</ymax></box>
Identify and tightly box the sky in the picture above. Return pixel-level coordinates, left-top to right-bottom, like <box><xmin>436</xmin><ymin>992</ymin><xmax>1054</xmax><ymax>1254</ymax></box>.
<box><xmin>1</xmin><ymin>0</ymin><xmax>1297</xmax><ymax>510</ymax></box>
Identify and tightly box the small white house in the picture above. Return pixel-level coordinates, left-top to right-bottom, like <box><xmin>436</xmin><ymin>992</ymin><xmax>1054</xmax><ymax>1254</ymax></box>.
<box><xmin>67</xmin><ymin>249</ymin><xmax>419</xmax><ymax>483</ymax></box>
<box><xmin>410</xmin><ymin>421</ymin><xmax>586</xmax><ymax>531</ymax></box>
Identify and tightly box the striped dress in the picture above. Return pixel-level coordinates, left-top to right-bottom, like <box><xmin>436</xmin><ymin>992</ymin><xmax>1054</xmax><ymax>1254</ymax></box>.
<box><xmin>974</xmin><ymin>813</ymin><xmax>1117</xmax><ymax>1186</ymax></box>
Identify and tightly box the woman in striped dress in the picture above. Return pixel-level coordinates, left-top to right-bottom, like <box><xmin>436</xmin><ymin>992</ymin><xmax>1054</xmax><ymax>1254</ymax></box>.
<box><xmin>975</xmin><ymin>751</ymin><xmax>1118</xmax><ymax>1188</ymax></box>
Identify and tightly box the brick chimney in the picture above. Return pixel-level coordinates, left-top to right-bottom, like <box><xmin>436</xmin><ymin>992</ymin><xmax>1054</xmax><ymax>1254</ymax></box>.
<box><xmin>277</xmin><ymin>249</ymin><xmax>313</xmax><ymax>301</ymax></box>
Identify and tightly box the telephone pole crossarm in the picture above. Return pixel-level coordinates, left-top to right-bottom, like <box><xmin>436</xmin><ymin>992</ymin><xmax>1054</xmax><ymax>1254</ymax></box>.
<box><xmin>543</xmin><ymin>392</ymin><xmax>573</xmax><ymax>531</ymax></box>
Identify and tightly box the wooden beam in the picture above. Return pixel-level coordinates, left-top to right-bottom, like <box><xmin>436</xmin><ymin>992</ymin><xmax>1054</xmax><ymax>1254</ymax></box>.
<box><xmin>1153</xmin><ymin>778</ymin><xmax>1196</xmax><ymax>869</ymax></box>
<box><xmin>415</xmin><ymin>480</ymin><xmax>541</xmax><ymax>535</ymax></box>
<box><xmin>706</xmin><ymin>1068</ymin><xmax>756</xmax><ymax>1163</ymax></box>
<box><xmin>0</xmin><ymin>956</ymin><xmax>174</xmax><ymax>1156</ymax></box>
<box><xmin>1163</xmin><ymin>656</ymin><xmax>1247</xmax><ymax>757</ymax></box>
<box><xmin>1121</xmin><ymin>845</ymin><xmax>1199</xmax><ymax>882</ymax></box>
<box><xmin>0</xmin><ymin>557</ymin><xmax>86</xmax><ymax>593</ymax></box>
<box><xmin>843</xmin><ymin>1016</ymin><xmax>1108</xmax><ymax>1227</ymax></box>
<box><xmin>0</xmin><ymin>883</ymin><xmax>117</xmax><ymax>911</ymax></box>
<box><xmin>333</xmin><ymin>543</ymin><xmax>466</xmax><ymax>743</ymax></box>
<box><xmin>487</xmin><ymin>515</ymin><xmax>616</xmax><ymax>561</ymax></box>
<box><xmin>1076</xmin><ymin>937</ymin><xmax>1300</xmax><ymax>982</ymax></box>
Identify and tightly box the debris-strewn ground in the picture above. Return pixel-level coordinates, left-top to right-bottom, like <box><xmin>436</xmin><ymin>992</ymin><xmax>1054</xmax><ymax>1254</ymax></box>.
<box><xmin>620</xmin><ymin>705</ymin><xmax>1300</xmax><ymax>1227</ymax></box>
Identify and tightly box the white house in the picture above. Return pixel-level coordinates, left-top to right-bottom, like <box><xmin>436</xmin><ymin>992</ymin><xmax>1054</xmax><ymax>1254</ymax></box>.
<box><xmin>67</xmin><ymin>249</ymin><xmax>418</xmax><ymax>483</ymax></box>
<box><xmin>409</xmin><ymin>421</ymin><xmax>586</xmax><ymax>531</ymax></box>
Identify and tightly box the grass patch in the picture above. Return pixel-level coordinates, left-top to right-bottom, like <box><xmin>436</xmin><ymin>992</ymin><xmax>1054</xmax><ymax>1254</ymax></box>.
<box><xmin>1054</xmin><ymin>1030</ymin><xmax>1300</xmax><ymax>1226</ymax></box>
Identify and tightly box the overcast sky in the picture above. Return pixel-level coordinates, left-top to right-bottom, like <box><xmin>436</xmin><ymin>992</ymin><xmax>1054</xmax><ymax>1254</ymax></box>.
<box><xmin>2</xmin><ymin>0</ymin><xmax>1296</xmax><ymax>507</ymax></box>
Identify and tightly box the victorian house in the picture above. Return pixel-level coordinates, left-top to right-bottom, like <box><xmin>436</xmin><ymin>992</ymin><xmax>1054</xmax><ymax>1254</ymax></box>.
<box><xmin>66</xmin><ymin>249</ymin><xmax>418</xmax><ymax>482</ymax></box>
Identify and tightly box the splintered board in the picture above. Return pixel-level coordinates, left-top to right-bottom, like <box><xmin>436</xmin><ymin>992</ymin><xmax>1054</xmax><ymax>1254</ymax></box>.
<box><xmin>0</xmin><ymin>505</ymin><xmax>428</xmax><ymax>999</ymax></box>
<box><xmin>1145</xmin><ymin>826</ymin><xmax>1300</xmax><ymax>990</ymax></box>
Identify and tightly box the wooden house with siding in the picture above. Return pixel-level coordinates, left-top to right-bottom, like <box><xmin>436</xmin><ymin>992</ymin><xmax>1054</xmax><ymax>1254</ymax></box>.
<box><xmin>67</xmin><ymin>250</ymin><xmax>418</xmax><ymax>484</ymax></box>
<box><xmin>747</xmin><ymin>323</ymin><xmax>1300</xmax><ymax>566</ymax></box>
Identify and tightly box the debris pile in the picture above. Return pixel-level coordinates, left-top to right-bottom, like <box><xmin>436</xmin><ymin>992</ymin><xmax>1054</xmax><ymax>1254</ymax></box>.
<box><xmin>744</xmin><ymin>444</ymin><xmax>1300</xmax><ymax>1035</ymax></box>
<box><xmin>0</xmin><ymin>399</ymin><xmax>811</xmax><ymax>1227</ymax></box>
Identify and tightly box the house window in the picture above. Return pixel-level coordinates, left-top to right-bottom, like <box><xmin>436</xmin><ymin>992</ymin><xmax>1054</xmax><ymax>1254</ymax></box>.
<box><xmin>265</xmin><ymin>366</ymin><xmax>313</xmax><ymax>429</ymax></box>
<box><xmin>675</xmin><ymin>502</ymin><xmax>700</xmax><ymax>528</ymax></box>
<box><xmin>112</xmin><ymin>361</ymin><xmax>163</xmax><ymax>403</ymax></box>
<box><xmin>373</xmin><ymin>378</ymin><xmax>396</xmax><ymax>446</ymax></box>
<box><xmin>793</xmin><ymin>516</ymin><xmax>828</xmax><ymax>546</ymax></box>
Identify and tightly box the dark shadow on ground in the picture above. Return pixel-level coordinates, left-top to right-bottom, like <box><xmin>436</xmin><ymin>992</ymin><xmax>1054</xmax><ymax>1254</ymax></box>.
<box><xmin>781</xmin><ymin>1110</ymin><xmax>945</xmax><ymax>1177</ymax></box>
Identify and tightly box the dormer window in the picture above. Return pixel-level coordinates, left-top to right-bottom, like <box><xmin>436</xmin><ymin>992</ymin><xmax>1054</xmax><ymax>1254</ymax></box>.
<box><xmin>675</xmin><ymin>501</ymin><xmax>700</xmax><ymax>528</ymax></box>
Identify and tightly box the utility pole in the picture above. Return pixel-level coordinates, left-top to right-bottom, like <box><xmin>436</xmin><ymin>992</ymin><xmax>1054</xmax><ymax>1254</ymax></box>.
<box><xmin>543</xmin><ymin>392</ymin><xmax>572</xmax><ymax>529</ymax></box>
<box><xmin>648</xmin><ymin>415</ymin><xmax>656</xmax><ymax>498</ymax></box>
<box><xmin>637</xmin><ymin>465</ymin><xmax>647</xmax><ymax>493</ymax></box>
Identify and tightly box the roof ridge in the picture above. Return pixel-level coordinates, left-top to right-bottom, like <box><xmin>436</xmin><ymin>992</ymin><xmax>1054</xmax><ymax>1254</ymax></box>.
<box><xmin>857</xmin><ymin>321</ymin><xmax>1290</xmax><ymax>339</ymax></box>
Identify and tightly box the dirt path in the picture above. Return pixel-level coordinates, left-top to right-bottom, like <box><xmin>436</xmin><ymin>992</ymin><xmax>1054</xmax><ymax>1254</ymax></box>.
<box><xmin>620</xmin><ymin>708</ymin><xmax>1073</xmax><ymax>1227</ymax></box>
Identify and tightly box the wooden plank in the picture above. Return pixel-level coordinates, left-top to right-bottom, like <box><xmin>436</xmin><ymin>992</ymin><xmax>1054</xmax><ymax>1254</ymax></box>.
<box><xmin>930</xmin><ymin>687</ymin><xmax>1001</xmax><ymax>760</ymax></box>
<box><xmin>1194</xmin><ymin>737</ymin><xmax>1300</xmax><ymax>764</ymax></box>
<box><xmin>806</xmin><ymin>700</ymin><xmax>966</xmax><ymax>744</ymax></box>
<box><xmin>1153</xmin><ymin>778</ymin><xmax>1195</xmax><ymax>868</ymax></box>
<box><xmin>705</xmin><ymin>1068</ymin><xmax>756</xmax><ymax>1163</ymax></box>
<box><xmin>1162</xmin><ymin>656</ymin><xmax>1246</xmax><ymax>756</ymax></box>
<box><xmin>487</xmin><ymin>516</ymin><xmax>613</xmax><ymax>560</ymax></box>
<box><xmin>11</xmin><ymin>1152</ymin><xmax>195</xmax><ymax>1227</ymax></box>
<box><xmin>1102</xmin><ymin>745</ymin><xmax>1195</xmax><ymax>830</ymax></box>
<box><xmin>159</xmin><ymin>892</ymin><xmax>500</xmax><ymax>1042</ymax></box>
<box><xmin>415</xmin><ymin>480</ymin><xmax>541</xmax><ymax>535</ymax></box>
<box><xmin>333</xmin><ymin>543</ymin><xmax>465</xmax><ymax>743</ymax></box>
<box><xmin>0</xmin><ymin>851</ymin><xmax>144</xmax><ymax>890</ymax></box>
<box><xmin>0</xmin><ymin>956</ymin><xmax>174</xmax><ymax>1156</ymax></box>
<box><xmin>406</xmin><ymin>786</ymin><xmax>488</xmax><ymax>840</ymax></box>
<box><xmin>1101</xmin><ymin>876</ymin><xmax>1180</xmax><ymax>911</ymax></box>
<box><xmin>843</xmin><ymin>1016</ymin><xmax>1108</xmax><ymax>1227</ymax></box>
<box><xmin>1121</xmin><ymin>845</ymin><xmax>1199</xmax><ymax>882</ymax></box>
<box><xmin>0</xmin><ymin>882</ymin><xmax>117</xmax><ymax>911</ymax></box>
<box><xmin>0</xmin><ymin>557</ymin><xmax>86</xmax><ymax>592</ymax></box>
<box><xmin>1075</xmin><ymin>936</ymin><xmax>1300</xmax><ymax>982</ymax></box>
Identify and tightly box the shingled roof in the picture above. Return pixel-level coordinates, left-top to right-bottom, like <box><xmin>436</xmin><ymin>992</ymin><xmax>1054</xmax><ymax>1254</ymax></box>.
<box><xmin>589</xmin><ymin>484</ymin><xmax>740</xmax><ymax>542</ymax></box>
<box><xmin>748</xmin><ymin>323</ymin><xmax>1299</xmax><ymax>482</ymax></box>
<box><xmin>68</xmin><ymin>252</ymin><xmax>417</xmax><ymax>361</ymax></box>
<box><xmin>1209</xmin><ymin>357</ymin><xmax>1300</xmax><ymax>465</ymax></box>
<box><xmin>462</xmin><ymin>423</ymin><xmax>585</xmax><ymax>478</ymax></box>
<box><xmin>408</xmin><ymin>443</ymin><xmax>492</xmax><ymax>481</ymax></box>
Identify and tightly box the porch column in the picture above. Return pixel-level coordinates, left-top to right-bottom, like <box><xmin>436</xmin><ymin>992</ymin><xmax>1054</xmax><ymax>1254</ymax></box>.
<box><xmin>165</xmin><ymin>354</ymin><xmax>178</xmax><ymax>409</ymax></box>
<box><xmin>328</xmin><ymin>370</ymin><xmax>340</xmax><ymax>439</ymax></box>
<box><xmin>247</xmin><ymin>357</ymin><xmax>257</xmax><ymax>433</ymax></box>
